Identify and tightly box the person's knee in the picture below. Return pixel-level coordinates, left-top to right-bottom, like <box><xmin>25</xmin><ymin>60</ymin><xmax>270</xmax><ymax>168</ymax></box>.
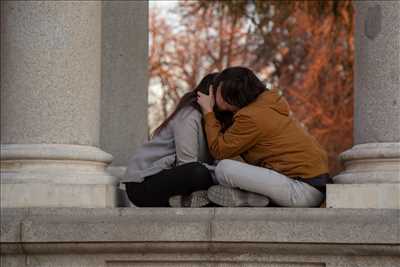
<box><xmin>216</xmin><ymin>159</ymin><xmax>236</xmax><ymax>175</ymax></box>
<box><xmin>215</xmin><ymin>159</ymin><xmax>237</xmax><ymax>183</ymax></box>
<box><xmin>190</xmin><ymin>162</ymin><xmax>209</xmax><ymax>177</ymax></box>
<box><xmin>125</xmin><ymin>182</ymin><xmax>146</xmax><ymax>207</ymax></box>
<box><xmin>186</xmin><ymin>162</ymin><xmax>213</xmax><ymax>188</ymax></box>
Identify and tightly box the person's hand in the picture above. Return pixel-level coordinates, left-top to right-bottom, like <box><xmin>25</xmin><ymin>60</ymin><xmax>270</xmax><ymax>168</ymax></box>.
<box><xmin>197</xmin><ymin>86</ymin><xmax>215</xmax><ymax>114</ymax></box>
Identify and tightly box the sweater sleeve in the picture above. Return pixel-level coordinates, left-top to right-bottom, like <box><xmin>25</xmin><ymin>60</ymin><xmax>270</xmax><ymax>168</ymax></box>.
<box><xmin>172</xmin><ymin>110</ymin><xmax>201</xmax><ymax>165</ymax></box>
<box><xmin>203</xmin><ymin>111</ymin><xmax>260</xmax><ymax>160</ymax></box>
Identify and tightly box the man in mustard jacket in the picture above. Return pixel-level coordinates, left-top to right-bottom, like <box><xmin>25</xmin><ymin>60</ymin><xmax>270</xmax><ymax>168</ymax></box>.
<box><xmin>197</xmin><ymin>66</ymin><xmax>331</xmax><ymax>207</ymax></box>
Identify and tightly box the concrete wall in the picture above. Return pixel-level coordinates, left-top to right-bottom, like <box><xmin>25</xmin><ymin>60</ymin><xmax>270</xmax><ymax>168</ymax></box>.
<box><xmin>100</xmin><ymin>1</ymin><xmax>149</xmax><ymax>167</ymax></box>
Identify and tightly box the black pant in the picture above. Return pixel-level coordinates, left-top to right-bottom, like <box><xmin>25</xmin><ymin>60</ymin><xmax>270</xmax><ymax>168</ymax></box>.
<box><xmin>125</xmin><ymin>162</ymin><xmax>214</xmax><ymax>207</ymax></box>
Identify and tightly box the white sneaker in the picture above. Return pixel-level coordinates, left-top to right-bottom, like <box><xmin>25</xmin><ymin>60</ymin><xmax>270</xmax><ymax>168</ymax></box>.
<box><xmin>169</xmin><ymin>190</ymin><xmax>210</xmax><ymax>208</ymax></box>
<box><xmin>207</xmin><ymin>185</ymin><xmax>269</xmax><ymax>207</ymax></box>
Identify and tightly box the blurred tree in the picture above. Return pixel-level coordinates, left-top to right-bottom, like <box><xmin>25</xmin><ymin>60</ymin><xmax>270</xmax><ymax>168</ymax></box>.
<box><xmin>149</xmin><ymin>0</ymin><xmax>354</xmax><ymax>175</ymax></box>
<box><xmin>149</xmin><ymin>4</ymin><xmax>262</xmax><ymax>133</ymax></box>
<box><xmin>184</xmin><ymin>0</ymin><xmax>354</xmax><ymax>175</ymax></box>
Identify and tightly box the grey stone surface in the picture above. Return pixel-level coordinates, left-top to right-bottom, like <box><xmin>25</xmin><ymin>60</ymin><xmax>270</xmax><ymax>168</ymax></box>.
<box><xmin>0</xmin><ymin>144</ymin><xmax>119</xmax><ymax>208</ymax></box>
<box><xmin>0</xmin><ymin>209</ymin><xmax>26</xmax><ymax>243</ymax></box>
<box><xmin>1</xmin><ymin>183</ymin><xmax>119</xmax><ymax>208</ymax></box>
<box><xmin>331</xmin><ymin>1</ymin><xmax>400</xmax><ymax>209</ymax></box>
<box><xmin>1</xmin><ymin>208</ymin><xmax>399</xmax><ymax>266</ymax></box>
<box><xmin>2</xmin><ymin>242</ymin><xmax>397</xmax><ymax>256</ymax></box>
<box><xmin>333</xmin><ymin>143</ymin><xmax>400</xmax><ymax>184</ymax></box>
<box><xmin>327</xmin><ymin>183</ymin><xmax>400</xmax><ymax>209</ymax></box>
<box><xmin>354</xmin><ymin>1</ymin><xmax>400</xmax><ymax>144</ymax></box>
<box><xmin>0</xmin><ymin>1</ymin><xmax>101</xmax><ymax>145</ymax></box>
<box><xmin>20</xmin><ymin>208</ymin><xmax>214</xmax><ymax>242</ymax></box>
<box><xmin>2</xmin><ymin>254</ymin><xmax>399</xmax><ymax>267</ymax></box>
<box><xmin>211</xmin><ymin>208</ymin><xmax>399</xmax><ymax>243</ymax></box>
<box><xmin>0</xmin><ymin>1</ymin><xmax>123</xmax><ymax>208</ymax></box>
<box><xmin>1</xmin><ymin>208</ymin><xmax>398</xmax><ymax>244</ymax></box>
<box><xmin>100</xmin><ymin>1</ymin><xmax>149</xmax><ymax>166</ymax></box>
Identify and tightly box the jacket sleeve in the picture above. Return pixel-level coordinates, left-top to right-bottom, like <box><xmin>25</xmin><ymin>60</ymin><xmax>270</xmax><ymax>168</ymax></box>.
<box><xmin>203</xmin><ymin>112</ymin><xmax>260</xmax><ymax>160</ymax></box>
<box><xmin>172</xmin><ymin>110</ymin><xmax>201</xmax><ymax>165</ymax></box>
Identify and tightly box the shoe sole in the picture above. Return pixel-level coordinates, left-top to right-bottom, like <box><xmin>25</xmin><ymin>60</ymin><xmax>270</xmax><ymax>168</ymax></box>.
<box><xmin>207</xmin><ymin>185</ymin><xmax>269</xmax><ymax>207</ymax></box>
<box><xmin>169</xmin><ymin>190</ymin><xmax>210</xmax><ymax>208</ymax></box>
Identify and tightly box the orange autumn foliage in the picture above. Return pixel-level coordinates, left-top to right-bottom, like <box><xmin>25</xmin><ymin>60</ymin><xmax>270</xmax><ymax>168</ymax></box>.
<box><xmin>149</xmin><ymin>0</ymin><xmax>354</xmax><ymax>175</ymax></box>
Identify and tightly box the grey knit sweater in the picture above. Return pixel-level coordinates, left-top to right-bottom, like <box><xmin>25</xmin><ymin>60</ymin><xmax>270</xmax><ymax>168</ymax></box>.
<box><xmin>122</xmin><ymin>106</ymin><xmax>214</xmax><ymax>183</ymax></box>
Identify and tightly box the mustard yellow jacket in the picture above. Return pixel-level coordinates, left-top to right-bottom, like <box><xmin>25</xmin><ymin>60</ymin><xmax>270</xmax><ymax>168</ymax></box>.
<box><xmin>204</xmin><ymin>89</ymin><xmax>329</xmax><ymax>179</ymax></box>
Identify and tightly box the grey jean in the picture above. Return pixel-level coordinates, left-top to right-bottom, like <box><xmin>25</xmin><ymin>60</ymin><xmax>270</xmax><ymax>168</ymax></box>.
<box><xmin>214</xmin><ymin>159</ymin><xmax>324</xmax><ymax>207</ymax></box>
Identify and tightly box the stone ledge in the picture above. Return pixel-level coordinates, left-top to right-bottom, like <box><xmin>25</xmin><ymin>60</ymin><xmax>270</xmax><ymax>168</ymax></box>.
<box><xmin>2</xmin><ymin>242</ymin><xmax>399</xmax><ymax>256</ymax></box>
<box><xmin>2</xmin><ymin>208</ymin><xmax>399</xmax><ymax>266</ymax></box>
<box><xmin>1</xmin><ymin>208</ymin><xmax>398</xmax><ymax>245</ymax></box>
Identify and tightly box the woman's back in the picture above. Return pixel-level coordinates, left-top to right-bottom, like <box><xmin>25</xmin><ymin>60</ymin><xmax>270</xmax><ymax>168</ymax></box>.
<box><xmin>122</xmin><ymin>106</ymin><xmax>213</xmax><ymax>183</ymax></box>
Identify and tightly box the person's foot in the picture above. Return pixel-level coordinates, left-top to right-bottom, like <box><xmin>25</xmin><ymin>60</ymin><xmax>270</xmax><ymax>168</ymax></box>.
<box><xmin>207</xmin><ymin>185</ymin><xmax>269</xmax><ymax>207</ymax></box>
<box><xmin>169</xmin><ymin>190</ymin><xmax>210</xmax><ymax>208</ymax></box>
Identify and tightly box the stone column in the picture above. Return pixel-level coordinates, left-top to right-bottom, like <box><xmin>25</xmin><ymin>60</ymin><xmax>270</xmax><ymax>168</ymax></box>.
<box><xmin>0</xmin><ymin>1</ymin><xmax>118</xmax><ymax>207</ymax></box>
<box><xmin>100</xmin><ymin>0</ymin><xmax>148</xmax><ymax>177</ymax></box>
<box><xmin>100</xmin><ymin>1</ymin><xmax>148</xmax><ymax>206</ymax></box>
<box><xmin>327</xmin><ymin>1</ymin><xmax>400</xmax><ymax>208</ymax></box>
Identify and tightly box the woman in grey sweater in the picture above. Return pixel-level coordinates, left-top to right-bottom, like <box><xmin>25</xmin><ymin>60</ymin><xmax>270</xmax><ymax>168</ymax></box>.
<box><xmin>122</xmin><ymin>73</ymin><xmax>232</xmax><ymax>207</ymax></box>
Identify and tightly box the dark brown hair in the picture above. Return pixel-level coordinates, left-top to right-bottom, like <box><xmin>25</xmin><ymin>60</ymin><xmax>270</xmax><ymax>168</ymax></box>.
<box><xmin>212</xmin><ymin>106</ymin><xmax>234</xmax><ymax>133</ymax></box>
<box><xmin>152</xmin><ymin>73</ymin><xmax>220</xmax><ymax>137</ymax></box>
<box><xmin>214</xmin><ymin>66</ymin><xmax>266</xmax><ymax>108</ymax></box>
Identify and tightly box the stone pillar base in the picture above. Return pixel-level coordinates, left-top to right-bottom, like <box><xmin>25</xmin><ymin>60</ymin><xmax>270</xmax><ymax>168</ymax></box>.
<box><xmin>327</xmin><ymin>184</ymin><xmax>400</xmax><ymax>209</ymax></box>
<box><xmin>107</xmin><ymin>166</ymin><xmax>133</xmax><ymax>207</ymax></box>
<box><xmin>0</xmin><ymin>144</ymin><xmax>119</xmax><ymax>208</ymax></box>
<box><xmin>327</xmin><ymin>143</ymin><xmax>400</xmax><ymax>209</ymax></box>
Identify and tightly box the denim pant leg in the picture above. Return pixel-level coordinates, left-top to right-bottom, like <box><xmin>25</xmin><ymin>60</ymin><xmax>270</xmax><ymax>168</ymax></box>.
<box><xmin>214</xmin><ymin>159</ymin><xmax>324</xmax><ymax>207</ymax></box>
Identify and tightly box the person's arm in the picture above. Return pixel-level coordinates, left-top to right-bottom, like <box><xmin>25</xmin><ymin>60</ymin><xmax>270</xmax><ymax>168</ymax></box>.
<box><xmin>203</xmin><ymin>111</ymin><xmax>261</xmax><ymax>160</ymax></box>
<box><xmin>172</xmin><ymin>110</ymin><xmax>202</xmax><ymax>165</ymax></box>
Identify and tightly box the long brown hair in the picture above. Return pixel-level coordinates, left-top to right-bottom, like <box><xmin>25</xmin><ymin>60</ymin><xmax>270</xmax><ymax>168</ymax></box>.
<box><xmin>152</xmin><ymin>73</ymin><xmax>221</xmax><ymax>137</ymax></box>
